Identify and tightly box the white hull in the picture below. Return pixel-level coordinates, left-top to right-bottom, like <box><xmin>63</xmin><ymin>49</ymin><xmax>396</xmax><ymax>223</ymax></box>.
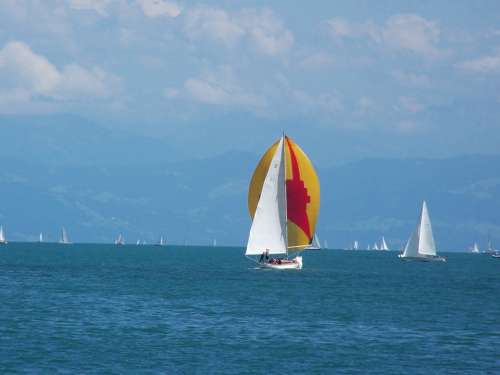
<box><xmin>398</xmin><ymin>254</ymin><xmax>446</xmax><ymax>262</ymax></box>
<box><xmin>492</xmin><ymin>253</ymin><xmax>500</xmax><ymax>258</ymax></box>
<box><xmin>258</xmin><ymin>256</ymin><xmax>303</xmax><ymax>270</ymax></box>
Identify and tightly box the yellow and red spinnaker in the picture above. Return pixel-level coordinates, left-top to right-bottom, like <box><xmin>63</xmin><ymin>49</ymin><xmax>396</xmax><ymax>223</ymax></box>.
<box><xmin>248</xmin><ymin>136</ymin><xmax>320</xmax><ymax>251</ymax></box>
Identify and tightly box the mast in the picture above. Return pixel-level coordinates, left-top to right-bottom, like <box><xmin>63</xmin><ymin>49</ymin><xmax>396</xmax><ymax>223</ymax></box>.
<box><xmin>283</xmin><ymin>133</ymin><xmax>289</xmax><ymax>258</ymax></box>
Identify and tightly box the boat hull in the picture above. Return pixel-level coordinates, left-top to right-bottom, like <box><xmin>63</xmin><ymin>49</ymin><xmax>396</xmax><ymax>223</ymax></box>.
<box><xmin>398</xmin><ymin>254</ymin><xmax>446</xmax><ymax>262</ymax></box>
<box><xmin>259</xmin><ymin>256</ymin><xmax>303</xmax><ymax>270</ymax></box>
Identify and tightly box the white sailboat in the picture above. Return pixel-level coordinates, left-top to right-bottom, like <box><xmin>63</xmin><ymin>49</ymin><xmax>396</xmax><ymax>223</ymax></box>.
<box><xmin>398</xmin><ymin>201</ymin><xmax>445</xmax><ymax>262</ymax></box>
<box><xmin>470</xmin><ymin>242</ymin><xmax>480</xmax><ymax>253</ymax></box>
<box><xmin>352</xmin><ymin>240</ymin><xmax>359</xmax><ymax>250</ymax></box>
<box><xmin>0</xmin><ymin>225</ymin><xmax>7</xmax><ymax>245</ymax></box>
<box><xmin>306</xmin><ymin>233</ymin><xmax>321</xmax><ymax>250</ymax></box>
<box><xmin>115</xmin><ymin>234</ymin><xmax>125</xmax><ymax>245</ymax></box>
<box><xmin>39</xmin><ymin>232</ymin><xmax>43</xmax><ymax>243</ymax></box>
<box><xmin>155</xmin><ymin>236</ymin><xmax>167</xmax><ymax>246</ymax></box>
<box><xmin>246</xmin><ymin>135</ymin><xmax>320</xmax><ymax>270</ymax></box>
<box><xmin>59</xmin><ymin>227</ymin><xmax>71</xmax><ymax>244</ymax></box>
<box><xmin>373</xmin><ymin>242</ymin><xmax>379</xmax><ymax>251</ymax></box>
<box><xmin>379</xmin><ymin>236</ymin><xmax>389</xmax><ymax>251</ymax></box>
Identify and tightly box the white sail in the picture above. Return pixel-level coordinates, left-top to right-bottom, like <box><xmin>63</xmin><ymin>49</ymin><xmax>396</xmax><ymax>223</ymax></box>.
<box><xmin>0</xmin><ymin>225</ymin><xmax>5</xmax><ymax>243</ymax></box>
<box><xmin>373</xmin><ymin>242</ymin><xmax>379</xmax><ymax>250</ymax></box>
<box><xmin>471</xmin><ymin>242</ymin><xmax>480</xmax><ymax>253</ymax></box>
<box><xmin>246</xmin><ymin>137</ymin><xmax>287</xmax><ymax>256</ymax></box>
<box><xmin>402</xmin><ymin>225</ymin><xmax>419</xmax><ymax>257</ymax></box>
<box><xmin>115</xmin><ymin>234</ymin><xmax>125</xmax><ymax>245</ymax></box>
<box><xmin>380</xmin><ymin>236</ymin><xmax>389</xmax><ymax>251</ymax></box>
<box><xmin>418</xmin><ymin>201</ymin><xmax>436</xmax><ymax>256</ymax></box>
<box><xmin>39</xmin><ymin>232</ymin><xmax>43</xmax><ymax>242</ymax></box>
<box><xmin>60</xmin><ymin>227</ymin><xmax>70</xmax><ymax>244</ymax></box>
<box><xmin>353</xmin><ymin>240</ymin><xmax>359</xmax><ymax>250</ymax></box>
<box><xmin>313</xmin><ymin>234</ymin><xmax>321</xmax><ymax>249</ymax></box>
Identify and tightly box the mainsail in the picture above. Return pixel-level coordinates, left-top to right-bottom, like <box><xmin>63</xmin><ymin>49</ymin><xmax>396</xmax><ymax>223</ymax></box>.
<box><xmin>247</xmin><ymin>135</ymin><xmax>320</xmax><ymax>255</ymax></box>
<box><xmin>60</xmin><ymin>227</ymin><xmax>70</xmax><ymax>244</ymax></box>
<box><xmin>380</xmin><ymin>236</ymin><xmax>389</xmax><ymax>251</ymax></box>
<box><xmin>0</xmin><ymin>225</ymin><xmax>6</xmax><ymax>243</ymax></box>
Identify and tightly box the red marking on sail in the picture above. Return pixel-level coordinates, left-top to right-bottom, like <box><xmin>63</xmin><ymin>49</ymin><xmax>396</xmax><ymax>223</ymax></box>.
<box><xmin>285</xmin><ymin>137</ymin><xmax>311</xmax><ymax>240</ymax></box>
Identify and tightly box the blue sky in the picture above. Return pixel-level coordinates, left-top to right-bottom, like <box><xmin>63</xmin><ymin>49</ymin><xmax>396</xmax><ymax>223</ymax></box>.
<box><xmin>1</xmin><ymin>0</ymin><xmax>500</xmax><ymax>165</ymax></box>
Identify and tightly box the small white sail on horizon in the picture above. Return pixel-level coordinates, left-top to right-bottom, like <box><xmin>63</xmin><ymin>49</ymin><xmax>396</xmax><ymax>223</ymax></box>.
<box><xmin>373</xmin><ymin>242</ymin><xmax>379</xmax><ymax>251</ymax></box>
<box><xmin>399</xmin><ymin>201</ymin><xmax>445</xmax><ymax>262</ymax></box>
<box><xmin>352</xmin><ymin>240</ymin><xmax>359</xmax><ymax>250</ymax></box>
<box><xmin>39</xmin><ymin>232</ymin><xmax>43</xmax><ymax>243</ymax></box>
<box><xmin>60</xmin><ymin>227</ymin><xmax>71</xmax><ymax>244</ymax></box>
<box><xmin>380</xmin><ymin>236</ymin><xmax>389</xmax><ymax>251</ymax></box>
<box><xmin>115</xmin><ymin>234</ymin><xmax>125</xmax><ymax>245</ymax></box>
<box><xmin>0</xmin><ymin>225</ymin><xmax>7</xmax><ymax>244</ymax></box>
<box><xmin>470</xmin><ymin>242</ymin><xmax>480</xmax><ymax>253</ymax></box>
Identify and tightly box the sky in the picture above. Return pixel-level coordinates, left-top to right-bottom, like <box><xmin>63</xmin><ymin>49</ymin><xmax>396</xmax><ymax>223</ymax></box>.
<box><xmin>1</xmin><ymin>0</ymin><xmax>500</xmax><ymax>166</ymax></box>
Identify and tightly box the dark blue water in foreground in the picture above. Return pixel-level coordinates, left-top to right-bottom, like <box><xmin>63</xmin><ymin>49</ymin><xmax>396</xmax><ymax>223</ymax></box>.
<box><xmin>0</xmin><ymin>244</ymin><xmax>499</xmax><ymax>374</ymax></box>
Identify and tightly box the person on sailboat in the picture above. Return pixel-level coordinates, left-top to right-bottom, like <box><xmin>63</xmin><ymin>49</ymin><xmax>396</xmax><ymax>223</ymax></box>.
<box><xmin>259</xmin><ymin>251</ymin><xmax>265</xmax><ymax>263</ymax></box>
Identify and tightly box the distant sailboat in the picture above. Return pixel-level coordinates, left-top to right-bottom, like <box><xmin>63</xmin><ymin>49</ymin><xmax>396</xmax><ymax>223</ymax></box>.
<box><xmin>0</xmin><ymin>225</ymin><xmax>7</xmax><ymax>245</ymax></box>
<box><xmin>136</xmin><ymin>239</ymin><xmax>141</xmax><ymax>245</ymax></box>
<box><xmin>398</xmin><ymin>201</ymin><xmax>445</xmax><ymax>262</ymax></box>
<box><xmin>245</xmin><ymin>134</ymin><xmax>320</xmax><ymax>269</ymax></box>
<box><xmin>39</xmin><ymin>232</ymin><xmax>43</xmax><ymax>243</ymax></box>
<box><xmin>213</xmin><ymin>238</ymin><xmax>217</xmax><ymax>247</ymax></box>
<box><xmin>373</xmin><ymin>242</ymin><xmax>379</xmax><ymax>251</ymax></box>
<box><xmin>470</xmin><ymin>242</ymin><xmax>480</xmax><ymax>254</ymax></box>
<box><xmin>323</xmin><ymin>240</ymin><xmax>328</xmax><ymax>249</ymax></box>
<box><xmin>306</xmin><ymin>233</ymin><xmax>321</xmax><ymax>250</ymax></box>
<box><xmin>352</xmin><ymin>240</ymin><xmax>359</xmax><ymax>250</ymax></box>
<box><xmin>379</xmin><ymin>236</ymin><xmax>389</xmax><ymax>251</ymax></box>
<box><xmin>155</xmin><ymin>236</ymin><xmax>167</xmax><ymax>246</ymax></box>
<box><xmin>115</xmin><ymin>234</ymin><xmax>125</xmax><ymax>245</ymax></box>
<box><xmin>60</xmin><ymin>227</ymin><xmax>71</xmax><ymax>244</ymax></box>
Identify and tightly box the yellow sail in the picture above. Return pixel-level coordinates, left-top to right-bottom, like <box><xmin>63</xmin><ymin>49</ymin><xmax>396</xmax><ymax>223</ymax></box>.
<box><xmin>248</xmin><ymin>135</ymin><xmax>320</xmax><ymax>251</ymax></box>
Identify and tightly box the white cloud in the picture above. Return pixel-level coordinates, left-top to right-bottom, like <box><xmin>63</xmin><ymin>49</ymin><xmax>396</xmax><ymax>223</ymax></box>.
<box><xmin>174</xmin><ymin>66</ymin><xmax>263</xmax><ymax>108</ymax></box>
<box><xmin>68</xmin><ymin>0</ymin><xmax>112</xmax><ymax>16</ymax></box>
<box><xmin>457</xmin><ymin>51</ymin><xmax>500</xmax><ymax>73</ymax></box>
<box><xmin>0</xmin><ymin>41</ymin><xmax>120</xmax><ymax>106</ymax></box>
<box><xmin>326</xmin><ymin>14</ymin><xmax>447</xmax><ymax>58</ymax></box>
<box><xmin>392</xmin><ymin>70</ymin><xmax>432</xmax><ymax>89</ymax></box>
<box><xmin>184</xmin><ymin>7</ymin><xmax>293</xmax><ymax>56</ymax></box>
<box><xmin>299</xmin><ymin>52</ymin><xmax>335</xmax><ymax>69</ymax></box>
<box><xmin>137</xmin><ymin>0</ymin><xmax>181</xmax><ymax>18</ymax></box>
<box><xmin>397</xmin><ymin>96</ymin><xmax>425</xmax><ymax>113</ymax></box>
<box><xmin>383</xmin><ymin>14</ymin><xmax>444</xmax><ymax>58</ymax></box>
<box><xmin>184</xmin><ymin>7</ymin><xmax>244</xmax><ymax>46</ymax></box>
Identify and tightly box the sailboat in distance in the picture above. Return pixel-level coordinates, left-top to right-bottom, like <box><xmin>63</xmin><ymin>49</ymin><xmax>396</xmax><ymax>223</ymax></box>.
<box><xmin>60</xmin><ymin>227</ymin><xmax>71</xmax><ymax>244</ymax></box>
<box><xmin>246</xmin><ymin>134</ymin><xmax>320</xmax><ymax>269</ymax></box>
<box><xmin>380</xmin><ymin>236</ymin><xmax>389</xmax><ymax>251</ymax></box>
<box><xmin>470</xmin><ymin>242</ymin><xmax>480</xmax><ymax>253</ymax></box>
<box><xmin>115</xmin><ymin>234</ymin><xmax>125</xmax><ymax>245</ymax></box>
<box><xmin>398</xmin><ymin>201</ymin><xmax>445</xmax><ymax>262</ymax></box>
<box><xmin>0</xmin><ymin>225</ymin><xmax>7</xmax><ymax>245</ymax></box>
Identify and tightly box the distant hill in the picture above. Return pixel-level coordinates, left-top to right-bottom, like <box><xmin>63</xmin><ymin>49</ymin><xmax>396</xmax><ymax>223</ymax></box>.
<box><xmin>0</xmin><ymin>148</ymin><xmax>499</xmax><ymax>250</ymax></box>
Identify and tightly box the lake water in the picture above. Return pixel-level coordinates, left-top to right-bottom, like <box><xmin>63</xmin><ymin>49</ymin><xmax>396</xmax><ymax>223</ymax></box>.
<box><xmin>0</xmin><ymin>243</ymin><xmax>499</xmax><ymax>374</ymax></box>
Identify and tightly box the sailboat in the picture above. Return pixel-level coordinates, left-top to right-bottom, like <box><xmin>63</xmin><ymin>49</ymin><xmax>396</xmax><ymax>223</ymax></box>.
<box><xmin>379</xmin><ymin>236</ymin><xmax>389</xmax><ymax>251</ymax></box>
<box><xmin>245</xmin><ymin>134</ymin><xmax>320</xmax><ymax>269</ymax></box>
<box><xmin>398</xmin><ymin>201</ymin><xmax>445</xmax><ymax>262</ymax></box>
<box><xmin>59</xmin><ymin>227</ymin><xmax>71</xmax><ymax>244</ymax></box>
<box><xmin>39</xmin><ymin>232</ymin><xmax>43</xmax><ymax>243</ymax></box>
<box><xmin>352</xmin><ymin>240</ymin><xmax>359</xmax><ymax>250</ymax></box>
<box><xmin>0</xmin><ymin>225</ymin><xmax>7</xmax><ymax>245</ymax></box>
<box><xmin>323</xmin><ymin>240</ymin><xmax>328</xmax><ymax>249</ymax></box>
<box><xmin>305</xmin><ymin>233</ymin><xmax>321</xmax><ymax>250</ymax></box>
<box><xmin>115</xmin><ymin>234</ymin><xmax>125</xmax><ymax>245</ymax></box>
<box><xmin>155</xmin><ymin>236</ymin><xmax>167</xmax><ymax>246</ymax></box>
<box><xmin>470</xmin><ymin>242</ymin><xmax>480</xmax><ymax>253</ymax></box>
<box><xmin>373</xmin><ymin>242</ymin><xmax>379</xmax><ymax>251</ymax></box>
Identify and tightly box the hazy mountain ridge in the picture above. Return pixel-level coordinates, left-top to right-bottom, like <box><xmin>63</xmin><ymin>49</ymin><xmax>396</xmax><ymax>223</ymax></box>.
<box><xmin>0</xmin><ymin>151</ymin><xmax>499</xmax><ymax>250</ymax></box>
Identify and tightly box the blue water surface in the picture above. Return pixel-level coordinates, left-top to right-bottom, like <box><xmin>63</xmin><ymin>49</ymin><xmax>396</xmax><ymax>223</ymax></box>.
<box><xmin>0</xmin><ymin>244</ymin><xmax>499</xmax><ymax>374</ymax></box>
